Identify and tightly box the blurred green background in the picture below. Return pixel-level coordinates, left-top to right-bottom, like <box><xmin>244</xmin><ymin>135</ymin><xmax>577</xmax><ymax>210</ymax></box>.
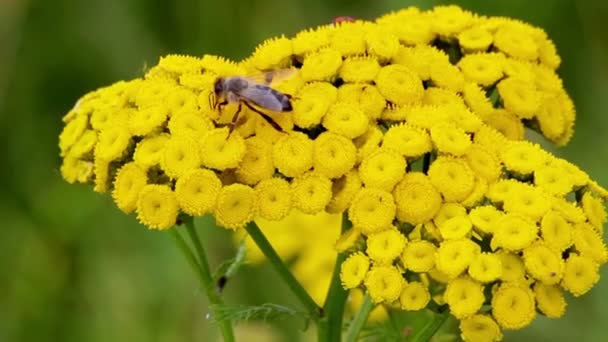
<box><xmin>1</xmin><ymin>0</ymin><xmax>607</xmax><ymax>341</ymax></box>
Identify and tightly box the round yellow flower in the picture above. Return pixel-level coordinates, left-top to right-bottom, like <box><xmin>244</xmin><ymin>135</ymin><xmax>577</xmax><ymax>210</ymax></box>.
<box><xmin>469</xmin><ymin>205</ymin><xmax>504</xmax><ymax>235</ymax></box>
<box><xmin>572</xmin><ymin>222</ymin><xmax>608</xmax><ymax>264</ymax></box>
<box><xmin>430</xmin><ymin>62</ymin><xmax>465</xmax><ymax>92</ymax></box>
<box><xmin>301</xmin><ymin>48</ymin><xmax>342</xmax><ymax>81</ymax></box>
<box><xmin>353</xmin><ymin>125</ymin><xmax>383</xmax><ymax>163</ymax></box>
<box><xmin>492</xmin><ymin>213</ymin><xmax>538</xmax><ymax>251</ymax></box>
<box><xmin>430</xmin><ymin>122</ymin><xmax>472</xmax><ymax>156</ymax></box>
<box><xmin>444</xmin><ymin>276</ymin><xmax>485</xmax><ymax>319</ymax></box>
<box><xmin>272</xmin><ymin>132</ymin><xmax>314</xmax><ymax>177</ymax></box>
<box><xmin>364</xmin><ymin>265</ymin><xmax>404</xmax><ymax>303</ymax></box>
<box><xmin>365</xmin><ymin>28</ymin><xmax>399</xmax><ymax>61</ymax></box>
<box><xmin>291</xmin><ymin>27</ymin><xmax>330</xmax><ymax>55</ymax></box>
<box><xmin>291</xmin><ymin>172</ymin><xmax>332</xmax><ymax>215</ymax></box>
<box><xmin>339</xmin><ymin>56</ymin><xmax>381</xmax><ymax>83</ymax></box>
<box><xmin>534</xmin><ymin>165</ymin><xmax>573</xmax><ymax>196</ymax></box>
<box><xmin>330</xmin><ymin>21</ymin><xmax>367</xmax><ymax>56</ymax></box>
<box><xmin>401</xmin><ymin>240</ymin><xmax>436</xmax><ymax>272</ymax></box>
<box><xmin>459</xmin><ymin>314</ymin><xmax>503</xmax><ymax>342</ymax></box>
<box><xmin>382</xmin><ymin>123</ymin><xmax>432</xmax><ymax>158</ymax></box>
<box><xmin>468</xmin><ymin>253</ymin><xmax>502</xmax><ymax>283</ymax></box>
<box><xmin>340</xmin><ymin>252</ymin><xmax>370</xmax><ymax>289</ymax></box>
<box><xmin>255</xmin><ymin>178</ymin><xmax>292</xmax><ymax>221</ymax></box>
<box><xmin>492</xmin><ymin>282</ymin><xmax>536</xmax><ymax>329</ymax></box>
<box><xmin>60</xmin><ymin>157</ymin><xmax>93</xmax><ymax>184</ymax></box>
<box><xmin>552</xmin><ymin>196</ymin><xmax>586</xmax><ymax>224</ymax></box>
<box><xmin>160</xmin><ymin>136</ymin><xmax>201</xmax><ymax>179</ymax></box>
<box><xmin>436</xmin><ymin>239</ymin><xmax>480</xmax><ymax>279</ymax></box>
<box><xmin>500</xmin><ymin>140</ymin><xmax>547</xmax><ymax>175</ymax></box>
<box><xmin>458</xmin><ymin>53</ymin><xmax>504</xmax><ymax>87</ymax></box>
<box><xmin>59</xmin><ymin>114</ymin><xmax>89</xmax><ymax>155</ymax></box>
<box><xmin>465</xmin><ymin>144</ymin><xmax>502</xmax><ymax>183</ymax></box>
<box><xmin>327</xmin><ymin>170</ymin><xmax>362</xmax><ymax>214</ymax></box>
<box><xmin>496</xmin><ymin>251</ymin><xmax>527</xmax><ymax>283</ymax></box>
<box><xmin>439</xmin><ymin>216</ymin><xmax>473</xmax><ymax>240</ymax></box>
<box><xmin>199</xmin><ymin>128</ymin><xmax>246</xmax><ymax>171</ymax></box>
<box><xmin>497</xmin><ymin>77</ymin><xmax>541</xmax><ymax>119</ymax></box>
<box><xmin>393</xmin><ymin>172</ymin><xmax>442</xmax><ymax>225</ymax></box>
<box><xmin>463</xmin><ymin>82</ymin><xmax>494</xmax><ymax>118</ymax></box>
<box><xmin>494</xmin><ymin>24</ymin><xmax>538</xmax><ymax>61</ymax></box>
<box><xmin>348</xmin><ymin>188</ymin><xmax>396</xmax><ymax>235</ymax></box>
<box><xmin>168</xmin><ymin>110</ymin><xmax>213</xmax><ymax>140</ymax></box>
<box><xmin>428</xmin><ymin>156</ymin><xmax>475</xmax><ymax>202</ymax></box>
<box><xmin>337</xmin><ymin>84</ymin><xmax>386</xmax><ymax>120</ymax></box>
<box><xmin>128</xmin><ymin>105</ymin><xmax>168</xmax><ymax>136</ymax></box>
<box><xmin>158</xmin><ymin>54</ymin><xmax>202</xmax><ymax>74</ymax></box>
<box><xmin>214</xmin><ymin>184</ymin><xmax>257</xmax><ymax>229</ymax></box>
<box><xmin>359</xmin><ymin>149</ymin><xmax>406</xmax><ymax>192</ymax></box>
<box><xmin>486</xmin><ymin>179</ymin><xmax>524</xmax><ymax>203</ymax></box>
<box><xmin>94</xmin><ymin>126</ymin><xmax>131</xmax><ymax>161</ymax></box>
<box><xmin>175</xmin><ymin>168</ymin><xmax>222</xmax><ymax>216</ymax></box>
<box><xmin>581</xmin><ymin>192</ymin><xmax>607</xmax><ymax>231</ymax></box>
<box><xmin>112</xmin><ymin>162</ymin><xmax>148</xmax><ymax>213</ymax></box>
<box><xmin>473</xmin><ymin>125</ymin><xmax>508</xmax><ymax>156</ymax></box>
<box><xmin>502</xmin><ymin>184</ymin><xmax>550</xmax><ymax>222</ymax></box>
<box><xmin>133</xmin><ymin>134</ymin><xmax>169</xmax><ymax>169</ymax></box>
<box><xmin>523</xmin><ymin>242</ymin><xmax>564</xmax><ymax>284</ymax></box>
<box><xmin>540</xmin><ymin>210</ymin><xmax>573</xmax><ymax>252</ymax></box>
<box><xmin>251</xmin><ymin>36</ymin><xmax>293</xmax><ymax>70</ymax></box>
<box><xmin>136</xmin><ymin>184</ymin><xmax>179</xmax><ymax>230</ymax></box>
<box><xmin>399</xmin><ymin>281</ymin><xmax>430</xmax><ymax>311</ymax></box>
<box><xmin>431</xmin><ymin>5</ymin><xmax>473</xmax><ymax>35</ymax></box>
<box><xmin>375</xmin><ymin>64</ymin><xmax>424</xmax><ymax>106</ymax></box>
<box><xmin>234</xmin><ymin>136</ymin><xmax>274</xmax><ymax>185</ymax></box>
<box><xmin>366</xmin><ymin>228</ymin><xmax>407</xmax><ymax>264</ymax></box>
<box><xmin>423</xmin><ymin>87</ymin><xmax>463</xmax><ymax>107</ymax></box>
<box><xmin>533</xmin><ymin>282</ymin><xmax>566</xmax><ymax>318</ymax></box>
<box><xmin>562</xmin><ymin>254</ymin><xmax>599</xmax><ymax>297</ymax></box>
<box><xmin>377</xmin><ymin>10</ymin><xmax>435</xmax><ymax>46</ymax></box>
<box><xmin>458</xmin><ymin>26</ymin><xmax>493</xmax><ymax>52</ymax></box>
<box><xmin>68</xmin><ymin>130</ymin><xmax>97</xmax><ymax>158</ymax></box>
<box><xmin>483</xmin><ymin>109</ymin><xmax>525</xmax><ymax>141</ymax></box>
<box><xmin>322</xmin><ymin>102</ymin><xmax>369</xmax><ymax>139</ymax></box>
<box><xmin>434</xmin><ymin>202</ymin><xmax>467</xmax><ymax>227</ymax></box>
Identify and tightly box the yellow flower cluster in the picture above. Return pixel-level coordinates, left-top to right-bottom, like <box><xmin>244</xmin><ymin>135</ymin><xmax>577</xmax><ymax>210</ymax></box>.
<box><xmin>58</xmin><ymin>4</ymin><xmax>607</xmax><ymax>339</ymax></box>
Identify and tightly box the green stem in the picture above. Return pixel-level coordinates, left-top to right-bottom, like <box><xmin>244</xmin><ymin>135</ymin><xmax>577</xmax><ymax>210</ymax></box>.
<box><xmin>244</xmin><ymin>221</ymin><xmax>321</xmax><ymax>319</ymax></box>
<box><xmin>318</xmin><ymin>214</ymin><xmax>352</xmax><ymax>342</ymax></box>
<box><xmin>344</xmin><ymin>293</ymin><xmax>373</xmax><ymax>342</ymax></box>
<box><xmin>170</xmin><ymin>218</ymin><xmax>235</xmax><ymax>342</ymax></box>
<box><xmin>410</xmin><ymin>310</ymin><xmax>450</xmax><ymax>342</ymax></box>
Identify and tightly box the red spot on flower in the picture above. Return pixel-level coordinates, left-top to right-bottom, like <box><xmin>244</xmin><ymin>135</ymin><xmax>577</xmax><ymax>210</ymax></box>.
<box><xmin>332</xmin><ymin>16</ymin><xmax>356</xmax><ymax>25</ymax></box>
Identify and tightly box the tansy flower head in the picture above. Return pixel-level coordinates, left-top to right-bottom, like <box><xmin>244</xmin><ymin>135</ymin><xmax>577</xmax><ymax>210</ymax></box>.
<box><xmin>322</xmin><ymin>102</ymin><xmax>368</xmax><ymax>139</ymax></box>
<box><xmin>459</xmin><ymin>314</ymin><xmax>503</xmax><ymax>342</ymax></box>
<box><xmin>497</xmin><ymin>251</ymin><xmax>527</xmax><ymax>283</ymax></box>
<box><xmin>200</xmin><ymin>128</ymin><xmax>246</xmax><ymax>171</ymax></box>
<box><xmin>436</xmin><ymin>239</ymin><xmax>480</xmax><ymax>279</ymax></box>
<box><xmin>562</xmin><ymin>254</ymin><xmax>599</xmax><ymax>297</ymax></box>
<box><xmin>364</xmin><ymin>265</ymin><xmax>404</xmax><ymax>303</ymax></box>
<box><xmin>326</xmin><ymin>170</ymin><xmax>362</xmax><ymax>214</ymax></box>
<box><xmin>359</xmin><ymin>148</ymin><xmax>406</xmax><ymax>192</ymax></box>
<box><xmin>399</xmin><ymin>282</ymin><xmax>430</xmax><ymax>311</ymax></box>
<box><xmin>382</xmin><ymin>123</ymin><xmax>432</xmax><ymax>158</ymax></box>
<box><xmin>444</xmin><ymin>276</ymin><xmax>485</xmax><ymax>319</ymax></box>
<box><xmin>112</xmin><ymin>162</ymin><xmax>148</xmax><ymax>213</ymax></box>
<box><xmin>491</xmin><ymin>282</ymin><xmax>536</xmax><ymax>329</ymax></box>
<box><xmin>340</xmin><ymin>252</ymin><xmax>370</xmax><ymax>289</ymax></box>
<box><xmin>160</xmin><ymin>136</ymin><xmax>201</xmax><ymax>179</ymax></box>
<box><xmin>491</xmin><ymin>213</ymin><xmax>538</xmax><ymax>251</ymax></box>
<box><xmin>255</xmin><ymin>178</ymin><xmax>292</xmax><ymax>221</ymax></box>
<box><xmin>393</xmin><ymin>172</ymin><xmax>442</xmax><ymax>225</ymax></box>
<box><xmin>375</xmin><ymin>64</ymin><xmax>424</xmax><ymax>106</ymax></box>
<box><xmin>534</xmin><ymin>282</ymin><xmax>566</xmax><ymax>319</ymax></box>
<box><xmin>272</xmin><ymin>132</ymin><xmax>314</xmax><ymax>178</ymax></box>
<box><xmin>428</xmin><ymin>156</ymin><xmax>475</xmax><ymax>202</ymax></box>
<box><xmin>136</xmin><ymin>184</ymin><xmax>179</xmax><ymax>230</ymax></box>
<box><xmin>291</xmin><ymin>172</ymin><xmax>333</xmax><ymax>215</ymax></box>
<box><xmin>366</xmin><ymin>228</ymin><xmax>407</xmax><ymax>264</ymax></box>
<box><xmin>175</xmin><ymin>168</ymin><xmax>222</xmax><ymax>216</ymax></box>
<box><xmin>339</xmin><ymin>56</ymin><xmax>381</xmax><ymax>83</ymax></box>
<box><xmin>401</xmin><ymin>240</ymin><xmax>436</xmax><ymax>273</ymax></box>
<box><xmin>523</xmin><ymin>242</ymin><xmax>564</xmax><ymax>284</ymax></box>
<box><xmin>301</xmin><ymin>48</ymin><xmax>342</xmax><ymax>82</ymax></box>
<box><xmin>214</xmin><ymin>183</ymin><xmax>257</xmax><ymax>230</ymax></box>
<box><xmin>348</xmin><ymin>187</ymin><xmax>396</xmax><ymax>235</ymax></box>
<box><xmin>337</xmin><ymin>84</ymin><xmax>386</xmax><ymax>120</ymax></box>
<box><xmin>468</xmin><ymin>252</ymin><xmax>502</xmax><ymax>283</ymax></box>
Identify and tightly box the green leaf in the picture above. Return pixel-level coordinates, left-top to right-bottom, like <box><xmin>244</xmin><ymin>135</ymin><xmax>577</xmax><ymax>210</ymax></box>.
<box><xmin>209</xmin><ymin>303</ymin><xmax>312</xmax><ymax>328</ymax></box>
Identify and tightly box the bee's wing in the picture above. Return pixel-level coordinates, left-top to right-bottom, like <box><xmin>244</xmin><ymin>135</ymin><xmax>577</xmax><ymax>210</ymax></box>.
<box><xmin>238</xmin><ymin>85</ymin><xmax>288</xmax><ymax>112</ymax></box>
<box><xmin>243</xmin><ymin>68</ymin><xmax>297</xmax><ymax>86</ymax></box>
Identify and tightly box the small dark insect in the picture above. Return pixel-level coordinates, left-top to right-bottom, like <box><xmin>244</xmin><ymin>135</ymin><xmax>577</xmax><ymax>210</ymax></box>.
<box><xmin>332</xmin><ymin>16</ymin><xmax>356</xmax><ymax>25</ymax></box>
<box><xmin>209</xmin><ymin>69</ymin><xmax>296</xmax><ymax>134</ymax></box>
<box><xmin>216</xmin><ymin>275</ymin><xmax>228</xmax><ymax>292</ymax></box>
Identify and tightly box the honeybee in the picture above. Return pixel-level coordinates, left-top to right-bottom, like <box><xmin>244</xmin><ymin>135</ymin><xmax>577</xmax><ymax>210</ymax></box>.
<box><xmin>210</xmin><ymin>69</ymin><xmax>295</xmax><ymax>133</ymax></box>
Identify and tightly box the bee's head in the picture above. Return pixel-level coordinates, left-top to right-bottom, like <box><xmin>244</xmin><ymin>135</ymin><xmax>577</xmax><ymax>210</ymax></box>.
<box><xmin>213</xmin><ymin>78</ymin><xmax>224</xmax><ymax>96</ymax></box>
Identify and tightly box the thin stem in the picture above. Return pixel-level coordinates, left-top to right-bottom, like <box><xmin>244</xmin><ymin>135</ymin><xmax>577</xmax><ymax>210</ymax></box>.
<box><xmin>318</xmin><ymin>213</ymin><xmax>352</xmax><ymax>342</ymax></box>
<box><xmin>244</xmin><ymin>221</ymin><xmax>321</xmax><ymax>319</ymax></box>
<box><xmin>410</xmin><ymin>310</ymin><xmax>450</xmax><ymax>342</ymax></box>
<box><xmin>344</xmin><ymin>293</ymin><xmax>373</xmax><ymax>342</ymax></box>
<box><xmin>171</xmin><ymin>218</ymin><xmax>235</xmax><ymax>342</ymax></box>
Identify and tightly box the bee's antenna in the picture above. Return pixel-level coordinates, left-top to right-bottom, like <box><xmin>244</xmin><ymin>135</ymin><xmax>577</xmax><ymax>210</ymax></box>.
<box><xmin>208</xmin><ymin>92</ymin><xmax>215</xmax><ymax>110</ymax></box>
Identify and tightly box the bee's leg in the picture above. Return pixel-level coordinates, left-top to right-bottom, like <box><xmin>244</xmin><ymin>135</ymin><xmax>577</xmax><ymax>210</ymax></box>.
<box><xmin>243</xmin><ymin>101</ymin><xmax>284</xmax><ymax>132</ymax></box>
<box><xmin>217</xmin><ymin>100</ymin><xmax>228</xmax><ymax>112</ymax></box>
<box><xmin>228</xmin><ymin>103</ymin><xmax>242</xmax><ymax>136</ymax></box>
